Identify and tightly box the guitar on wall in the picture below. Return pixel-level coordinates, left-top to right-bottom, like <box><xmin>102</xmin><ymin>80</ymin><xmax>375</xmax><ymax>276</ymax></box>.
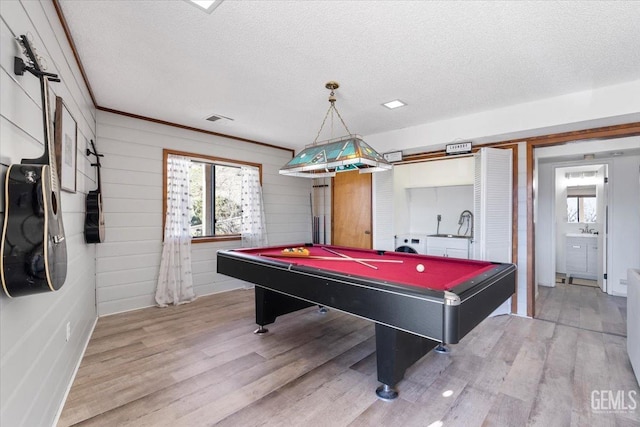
<box><xmin>84</xmin><ymin>140</ymin><xmax>105</xmax><ymax>243</ymax></box>
<box><xmin>0</xmin><ymin>34</ymin><xmax>68</xmax><ymax>297</ymax></box>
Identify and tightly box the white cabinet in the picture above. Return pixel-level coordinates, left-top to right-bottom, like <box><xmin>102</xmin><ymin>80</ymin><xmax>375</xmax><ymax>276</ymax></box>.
<box><xmin>586</xmin><ymin>240</ymin><xmax>598</xmax><ymax>276</ymax></box>
<box><xmin>566</xmin><ymin>235</ymin><xmax>598</xmax><ymax>280</ymax></box>
<box><xmin>427</xmin><ymin>236</ymin><xmax>470</xmax><ymax>259</ymax></box>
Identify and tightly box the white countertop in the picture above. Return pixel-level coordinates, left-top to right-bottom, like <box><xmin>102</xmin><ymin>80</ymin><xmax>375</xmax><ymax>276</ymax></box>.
<box><xmin>566</xmin><ymin>233</ymin><xmax>597</xmax><ymax>238</ymax></box>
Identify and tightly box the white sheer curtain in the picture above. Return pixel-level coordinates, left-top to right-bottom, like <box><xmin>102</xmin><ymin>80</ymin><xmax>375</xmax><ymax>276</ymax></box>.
<box><xmin>241</xmin><ymin>166</ymin><xmax>268</xmax><ymax>248</ymax></box>
<box><xmin>155</xmin><ymin>154</ymin><xmax>196</xmax><ymax>307</ymax></box>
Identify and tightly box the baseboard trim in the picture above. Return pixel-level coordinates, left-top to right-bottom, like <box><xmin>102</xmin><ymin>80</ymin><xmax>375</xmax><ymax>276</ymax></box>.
<box><xmin>52</xmin><ymin>316</ymin><xmax>98</xmax><ymax>426</ymax></box>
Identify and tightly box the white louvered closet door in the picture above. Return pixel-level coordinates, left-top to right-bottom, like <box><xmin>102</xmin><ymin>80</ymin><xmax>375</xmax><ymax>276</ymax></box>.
<box><xmin>473</xmin><ymin>147</ymin><xmax>513</xmax><ymax>262</ymax></box>
<box><xmin>373</xmin><ymin>170</ymin><xmax>395</xmax><ymax>251</ymax></box>
<box><xmin>474</xmin><ymin>147</ymin><xmax>513</xmax><ymax>315</ymax></box>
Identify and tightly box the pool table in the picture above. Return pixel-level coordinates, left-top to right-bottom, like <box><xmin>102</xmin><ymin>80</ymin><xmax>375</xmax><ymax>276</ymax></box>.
<box><xmin>217</xmin><ymin>243</ymin><xmax>516</xmax><ymax>400</ymax></box>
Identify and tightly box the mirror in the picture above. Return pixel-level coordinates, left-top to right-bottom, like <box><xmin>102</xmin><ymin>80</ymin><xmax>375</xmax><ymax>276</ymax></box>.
<box><xmin>567</xmin><ymin>185</ymin><xmax>596</xmax><ymax>223</ymax></box>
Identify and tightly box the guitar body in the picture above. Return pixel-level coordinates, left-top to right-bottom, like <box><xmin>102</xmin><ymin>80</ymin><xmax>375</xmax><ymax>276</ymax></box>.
<box><xmin>1</xmin><ymin>34</ymin><xmax>67</xmax><ymax>297</ymax></box>
<box><xmin>84</xmin><ymin>190</ymin><xmax>105</xmax><ymax>243</ymax></box>
<box><xmin>1</xmin><ymin>164</ymin><xmax>67</xmax><ymax>296</ymax></box>
<box><xmin>84</xmin><ymin>140</ymin><xmax>105</xmax><ymax>243</ymax></box>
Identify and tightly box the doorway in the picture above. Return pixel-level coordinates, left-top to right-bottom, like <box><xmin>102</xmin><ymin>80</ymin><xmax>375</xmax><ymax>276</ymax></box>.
<box><xmin>535</xmin><ymin>158</ymin><xmax>610</xmax><ymax>297</ymax></box>
<box><xmin>332</xmin><ymin>171</ymin><xmax>372</xmax><ymax>248</ymax></box>
<box><xmin>552</xmin><ymin>164</ymin><xmax>608</xmax><ymax>293</ymax></box>
<box><xmin>532</xmin><ymin>134</ymin><xmax>640</xmax><ymax>308</ymax></box>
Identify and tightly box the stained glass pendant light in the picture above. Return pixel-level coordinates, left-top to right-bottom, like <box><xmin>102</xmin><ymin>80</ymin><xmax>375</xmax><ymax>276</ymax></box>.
<box><xmin>279</xmin><ymin>82</ymin><xmax>392</xmax><ymax>178</ymax></box>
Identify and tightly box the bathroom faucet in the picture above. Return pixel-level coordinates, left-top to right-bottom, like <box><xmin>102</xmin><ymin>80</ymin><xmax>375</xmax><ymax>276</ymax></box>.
<box><xmin>580</xmin><ymin>224</ymin><xmax>594</xmax><ymax>234</ymax></box>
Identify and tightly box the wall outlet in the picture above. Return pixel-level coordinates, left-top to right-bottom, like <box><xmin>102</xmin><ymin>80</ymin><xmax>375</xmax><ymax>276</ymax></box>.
<box><xmin>66</xmin><ymin>321</ymin><xmax>71</xmax><ymax>342</ymax></box>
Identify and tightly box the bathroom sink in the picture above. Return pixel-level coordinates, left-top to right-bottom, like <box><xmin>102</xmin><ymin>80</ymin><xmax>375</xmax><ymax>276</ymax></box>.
<box><xmin>428</xmin><ymin>234</ymin><xmax>471</xmax><ymax>239</ymax></box>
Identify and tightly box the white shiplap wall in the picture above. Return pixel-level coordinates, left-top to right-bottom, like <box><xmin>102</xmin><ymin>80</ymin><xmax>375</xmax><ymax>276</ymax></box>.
<box><xmin>1</xmin><ymin>1</ymin><xmax>97</xmax><ymax>426</ymax></box>
<box><xmin>96</xmin><ymin>111</ymin><xmax>311</xmax><ymax>315</ymax></box>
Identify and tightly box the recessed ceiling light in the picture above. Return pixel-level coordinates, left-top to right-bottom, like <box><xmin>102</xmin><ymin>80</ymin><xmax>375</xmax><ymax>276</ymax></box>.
<box><xmin>382</xmin><ymin>100</ymin><xmax>406</xmax><ymax>109</ymax></box>
<box><xmin>185</xmin><ymin>0</ymin><xmax>224</xmax><ymax>13</ymax></box>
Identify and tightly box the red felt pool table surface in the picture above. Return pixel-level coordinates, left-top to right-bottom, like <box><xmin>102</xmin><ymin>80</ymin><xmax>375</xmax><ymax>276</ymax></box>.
<box><xmin>237</xmin><ymin>244</ymin><xmax>496</xmax><ymax>292</ymax></box>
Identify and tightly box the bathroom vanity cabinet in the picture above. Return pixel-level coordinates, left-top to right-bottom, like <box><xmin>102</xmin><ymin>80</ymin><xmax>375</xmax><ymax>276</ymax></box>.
<box><xmin>566</xmin><ymin>234</ymin><xmax>598</xmax><ymax>280</ymax></box>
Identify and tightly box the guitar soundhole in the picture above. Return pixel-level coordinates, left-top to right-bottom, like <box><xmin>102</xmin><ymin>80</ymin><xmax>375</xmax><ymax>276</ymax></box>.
<box><xmin>51</xmin><ymin>190</ymin><xmax>58</xmax><ymax>215</ymax></box>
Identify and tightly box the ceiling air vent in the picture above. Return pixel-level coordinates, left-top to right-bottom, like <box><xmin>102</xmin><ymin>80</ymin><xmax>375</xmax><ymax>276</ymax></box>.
<box><xmin>205</xmin><ymin>113</ymin><xmax>234</xmax><ymax>123</ymax></box>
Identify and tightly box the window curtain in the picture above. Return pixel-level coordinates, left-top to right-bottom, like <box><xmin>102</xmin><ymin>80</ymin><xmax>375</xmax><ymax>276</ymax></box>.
<box><xmin>155</xmin><ymin>154</ymin><xmax>196</xmax><ymax>307</ymax></box>
<box><xmin>241</xmin><ymin>166</ymin><xmax>268</xmax><ymax>248</ymax></box>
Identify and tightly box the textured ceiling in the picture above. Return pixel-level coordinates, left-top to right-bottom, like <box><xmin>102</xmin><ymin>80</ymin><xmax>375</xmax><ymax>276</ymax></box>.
<box><xmin>58</xmin><ymin>0</ymin><xmax>640</xmax><ymax>151</ymax></box>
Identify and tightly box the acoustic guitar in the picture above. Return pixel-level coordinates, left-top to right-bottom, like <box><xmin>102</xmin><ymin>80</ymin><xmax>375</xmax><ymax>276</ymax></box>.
<box><xmin>0</xmin><ymin>35</ymin><xmax>68</xmax><ymax>297</ymax></box>
<box><xmin>84</xmin><ymin>140</ymin><xmax>105</xmax><ymax>243</ymax></box>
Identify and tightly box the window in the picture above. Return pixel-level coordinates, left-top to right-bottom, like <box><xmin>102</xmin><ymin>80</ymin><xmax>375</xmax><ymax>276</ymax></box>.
<box><xmin>163</xmin><ymin>149</ymin><xmax>261</xmax><ymax>243</ymax></box>
<box><xmin>566</xmin><ymin>185</ymin><xmax>597</xmax><ymax>223</ymax></box>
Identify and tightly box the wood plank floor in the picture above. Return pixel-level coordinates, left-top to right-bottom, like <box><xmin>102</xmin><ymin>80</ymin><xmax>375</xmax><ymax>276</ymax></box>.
<box><xmin>59</xmin><ymin>284</ymin><xmax>639</xmax><ymax>426</ymax></box>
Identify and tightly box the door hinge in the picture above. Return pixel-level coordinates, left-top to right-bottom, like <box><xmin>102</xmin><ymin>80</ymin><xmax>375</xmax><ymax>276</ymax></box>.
<box><xmin>604</xmin><ymin>273</ymin><xmax>608</xmax><ymax>280</ymax></box>
<box><xmin>604</xmin><ymin>177</ymin><xmax>609</xmax><ymax>183</ymax></box>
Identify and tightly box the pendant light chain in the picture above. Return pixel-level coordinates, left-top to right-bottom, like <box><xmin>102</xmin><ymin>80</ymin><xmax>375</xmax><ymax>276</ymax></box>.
<box><xmin>313</xmin><ymin>103</ymin><xmax>333</xmax><ymax>144</ymax></box>
<box><xmin>313</xmin><ymin>84</ymin><xmax>351</xmax><ymax>144</ymax></box>
<box><xmin>332</xmin><ymin>101</ymin><xmax>352</xmax><ymax>136</ymax></box>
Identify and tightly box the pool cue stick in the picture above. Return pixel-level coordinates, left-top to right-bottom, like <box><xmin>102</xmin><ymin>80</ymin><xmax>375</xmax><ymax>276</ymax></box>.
<box><xmin>323</xmin><ymin>177</ymin><xmax>327</xmax><ymax>244</ymax></box>
<box><xmin>322</xmin><ymin>247</ymin><xmax>378</xmax><ymax>270</ymax></box>
<box><xmin>266</xmin><ymin>254</ymin><xmax>403</xmax><ymax>262</ymax></box>
<box><xmin>323</xmin><ymin>215</ymin><xmax>326</xmax><ymax>244</ymax></box>
<box><xmin>310</xmin><ymin>192</ymin><xmax>316</xmax><ymax>243</ymax></box>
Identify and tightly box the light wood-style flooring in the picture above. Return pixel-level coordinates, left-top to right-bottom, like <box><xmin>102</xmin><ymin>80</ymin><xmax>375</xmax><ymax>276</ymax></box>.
<box><xmin>59</xmin><ymin>284</ymin><xmax>639</xmax><ymax>426</ymax></box>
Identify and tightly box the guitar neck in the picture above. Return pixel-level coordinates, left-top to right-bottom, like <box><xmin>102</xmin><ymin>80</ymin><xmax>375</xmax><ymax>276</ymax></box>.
<box><xmin>89</xmin><ymin>140</ymin><xmax>103</xmax><ymax>193</ymax></box>
<box><xmin>21</xmin><ymin>76</ymin><xmax>52</xmax><ymax>166</ymax></box>
<box><xmin>42</xmin><ymin>77</ymin><xmax>60</xmax><ymax>193</ymax></box>
<box><xmin>18</xmin><ymin>34</ymin><xmax>57</xmax><ymax>172</ymax></box>
<box><xmin>95</xmin><ymin>163</ymin><xmax>102</xmax><ymax>193</ymax></box>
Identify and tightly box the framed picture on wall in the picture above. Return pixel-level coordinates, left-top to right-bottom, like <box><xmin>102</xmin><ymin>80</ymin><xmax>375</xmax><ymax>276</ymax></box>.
<box><xmin>55</xmin><ymin>96</ymin><xmax>77</xmax><ymax>193</ymax></box>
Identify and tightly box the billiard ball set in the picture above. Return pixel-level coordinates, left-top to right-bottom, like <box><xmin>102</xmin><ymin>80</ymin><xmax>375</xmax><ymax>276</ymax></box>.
<box><xmin>280</xmin><ymin>247</ymin><xmax>310</xmax><ymax>257</ymax></box>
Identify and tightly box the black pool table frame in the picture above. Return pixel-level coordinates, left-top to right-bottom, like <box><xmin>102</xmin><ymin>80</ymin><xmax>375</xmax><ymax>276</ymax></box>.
<box><xmin>217</xmin><ymin>247</ymin><xmax>516</xmax><ymax>400</ymax></box>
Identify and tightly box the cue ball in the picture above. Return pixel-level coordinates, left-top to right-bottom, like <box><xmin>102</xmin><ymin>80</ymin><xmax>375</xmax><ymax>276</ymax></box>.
<box><xmin>416</xmin><ymin>264</ymin><xmax>425</xmax><ymax>273</ymax></box>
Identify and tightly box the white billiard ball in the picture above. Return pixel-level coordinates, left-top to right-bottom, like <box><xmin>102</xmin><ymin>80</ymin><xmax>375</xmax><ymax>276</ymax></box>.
<box><xmin>416</xmin><ymin>264</ymin><xmax>425</xmax><ymax>273</ymax></box>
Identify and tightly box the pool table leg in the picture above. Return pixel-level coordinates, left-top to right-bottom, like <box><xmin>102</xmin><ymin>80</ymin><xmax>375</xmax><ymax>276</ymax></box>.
<box><xmin>434</xmin><ymin>343</ymin><xmax>450</xmax><ymax>353</ymax></box>
<box><xmin>254</xmin><ymin>325</ymin><xmax>269</xmax><ymax>334</ymax></box>
<box><xmin>254</xmin><ymin>287</ymin><xmax>315</xmax><ymax>333</ymax></box>
<box><xmin>375</xmin><ymin>323</ymin><xmax>439</xmax><ymax>400</ymax></box>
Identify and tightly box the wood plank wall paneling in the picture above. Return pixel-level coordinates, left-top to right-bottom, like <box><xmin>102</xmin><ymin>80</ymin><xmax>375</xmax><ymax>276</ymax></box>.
<box><xmin>95</xmin><ymin>110</ymin><xmax>311</xmax><ymax>316</ymax></box>
<box><xmin>0</xmin><ymin>2</ymin><xmax>97</xmax><ymax>426</ymax></box>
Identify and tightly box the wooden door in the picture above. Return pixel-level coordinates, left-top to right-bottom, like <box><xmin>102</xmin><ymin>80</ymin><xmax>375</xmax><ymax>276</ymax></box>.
<box><xmin>332</xmin><ymin>171</ymin><xmax>372</xmax><ymax>248</ymax></box>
